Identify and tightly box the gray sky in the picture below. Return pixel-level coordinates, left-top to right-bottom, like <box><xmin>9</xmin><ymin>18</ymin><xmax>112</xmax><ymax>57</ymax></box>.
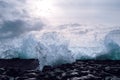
<box><xmin>0</xmin><ymin>0</ymin><xmax>44</xmax><ymax>39</ymax></box>
<box><xmin>49</xmin><ymin>0</ymin><xmax>120</xmax><ymax>25</ymax></box>
<box><xmin>0</xmin><ymin>0</ymin><xmax>120</xmax><ymax>39</ymax></box>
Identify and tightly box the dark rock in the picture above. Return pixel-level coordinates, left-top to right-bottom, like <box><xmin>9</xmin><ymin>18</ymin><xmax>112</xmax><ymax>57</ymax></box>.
<box><xmin>0</xmin><ymin>75</ymin><xmax>9</xmax><ymax>80</ymax></box>
<box><xmin>0</xmin><ymin>60</ymin><xmax>120</xmax><ymax>80</ymax></box>
<box><xmin>5</xmin><ymin>68</ymin><xmax>21</xmax><ymax>77</ymax></box>
<box><xmin>54</xmin><ymin>68</ymin><xmax>63</xmax><ymax>75</ymax></box>
<box><xmin>0</xmin><ymin>68</ymin><xmax>5</xmax><ymax>74</ymax></box>
<box><xmin>24</xmin><ymin>78</ymin><xmax>37</xmax><ymax>80</ymax></box>
<box><xmin>38</xmin><ymin>72</ymin><xmax>45</xmax><ymax>77</ymax></box>
<box><xmin>0</xmin><ymin>59</ymin><xmax>39</xmax><ymax>70</ymax></box>
<box><xmin>105</xmin><ymin>76</ymin><xmax>120</xmax><ymax>80</ymax></box>
<box><xmin>24</xmin><ymin>70</ymin><xmax>40</xmax><ymax>74</ymax></box>
<box><xmin>42</xmin><ymin>66</ymin><xmax>52</xmax><ymax>72</ymax></box>
<box><xmin>23</xmin><ymin>72</ymin><xmax>39</xmax><ymax>78</ymax></box>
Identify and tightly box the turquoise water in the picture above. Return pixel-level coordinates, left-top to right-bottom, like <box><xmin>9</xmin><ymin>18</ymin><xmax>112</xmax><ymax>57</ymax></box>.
<box><xmin>0</xmin><ymin>24</ymin><xmax>120</xmax><ymax>69</ymax></box>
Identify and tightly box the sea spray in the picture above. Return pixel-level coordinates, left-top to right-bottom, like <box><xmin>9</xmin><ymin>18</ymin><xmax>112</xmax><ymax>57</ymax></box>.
<box><xmin>96</xmin><ymin>30</ymin><xmax>120</xmax><ymax>60</ymax></box>
<box><xmin>0</xmin><ymin>25</ymin><xmax>120</xmax><ymax>70</ymax></box>
<box><xmin>35</xmin><ymin>32</ymin><xmax>75</xmax><ymax>69</ymax></box>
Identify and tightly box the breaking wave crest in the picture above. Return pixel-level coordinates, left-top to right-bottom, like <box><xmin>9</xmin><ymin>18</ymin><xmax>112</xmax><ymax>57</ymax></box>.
<box><xmin>0</xmin><ymin>24</ymin><xmax>120</xmax><ymax>69</ymax></box>
<box><xmin>96</xmin><ymin>30</ymin><xmax>120</xmax><ymax>60</ymax></box>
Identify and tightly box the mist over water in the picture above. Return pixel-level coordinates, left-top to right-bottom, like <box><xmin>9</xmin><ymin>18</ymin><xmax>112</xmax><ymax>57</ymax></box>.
<box><xmin>0</xmin><ymin>0</ymin><xmax>120</xmax><ymax>69</ymax></box>
<box><xmin>0</xmin><ymin>24</ymin><xmax>120</xmax><ymax>69</ymax></box>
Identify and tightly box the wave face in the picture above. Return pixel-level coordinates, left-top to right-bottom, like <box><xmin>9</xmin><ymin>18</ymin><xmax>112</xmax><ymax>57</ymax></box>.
<box><xmin>0</xmin><ymin>24</ymin><xmax>120</xmax><ymax>69</ymax></box>
<box><xmin>96</xmin><ymin>30</ymin><xmax>120</xmax><ymax>60</ymax></box>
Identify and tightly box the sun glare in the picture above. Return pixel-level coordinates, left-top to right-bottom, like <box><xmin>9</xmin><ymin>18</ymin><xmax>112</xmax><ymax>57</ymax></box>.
<box><xmin>28</xmin><ymin>0</ymin><xmax>55</xmax><ymax>18</ymax></box>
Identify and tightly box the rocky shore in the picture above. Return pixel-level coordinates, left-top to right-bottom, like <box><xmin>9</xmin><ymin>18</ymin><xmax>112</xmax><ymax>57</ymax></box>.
<box><xmin>0</xmin><ymin>60</ymin><xmax>120</xmax><ymax>80</ymax></box>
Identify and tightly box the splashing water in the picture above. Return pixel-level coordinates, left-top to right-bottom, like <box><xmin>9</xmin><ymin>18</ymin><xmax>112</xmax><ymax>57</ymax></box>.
<box><xmin>0</xmin><ymin>24</ymin><xmax>120</xmax><ymax>70</ymax></box>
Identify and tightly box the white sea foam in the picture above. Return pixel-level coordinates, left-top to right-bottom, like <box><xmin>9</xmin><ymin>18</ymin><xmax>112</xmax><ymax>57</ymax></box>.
<box><xmin>0</xmin><ymin>24</ymin><xmax>120</xmax><ymax>69</ymax></box>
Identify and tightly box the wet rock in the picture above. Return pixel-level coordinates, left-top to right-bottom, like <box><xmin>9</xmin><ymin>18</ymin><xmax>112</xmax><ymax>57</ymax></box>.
<box><xmin>42</xmin><ymin>66</ymin><xmax>53</xmax><ymax>72</ymax></box>
<box><xmin>71</xmin><ymin>77</ymin><xmax>81</xmax><ymax>80</ymax></box>
<box><xmin>71</xmin><ymin>74</ymin><xmax>101</xmax><ymax>80</ymax></box>
<box><xmin>105</xmin><ymin>76</ymin><xmax>120</xmax><ymax>80</ymax></box>
<box><xmin>0</xmin><ymin>59</ymin><xmax>39</xmax><ymax>70</ymax></box>
<box><xmin>62</xmin><ymin>72</ymin><xmax>66</xmax><ymax>77</ymax></box>
<box><xmin>0</xmin><ymin>60</ymin><xmax>120</xmax><ymax>79</ymax></box>
<box><xmin>24</xmin><ymin>70</ymin><xmax>40</xmax><ymax>74</ymax></box>
<box><xmin>23</xmin><ymin>72</ymin><xmax>39</xmax><ymax>78</ymax></box>
<box><xmin>24</xmin><ymin>78</ymin><xmax>37</xmax><ymax>80</ymax></box>
<box><xmin>0</xmin><ymin>68</ymin><xmax>5</xmax><ymax>74</ymax></box>
<box><xmin>54</xmin><ymin>68</ymin><xmax>63</xmax><ymax>75</ymax></box>
<box><xmin>15</xmin><ymin>77</ymin><xmax>28</xmax><ymax>80</ymax></box>
<box><xmin>0</xmin><ymin>75</ymin><xmax>9</xmax><ymax>80</ymax></box>
<box><xmin>38</xmin><ymin>72</ymin><xmax>45</xmax><ymax>77</ymax></box>
<box><xmin>5</xmin><ymin>68</ymin><xmax>21</xmax><ymax>77</ymax></box>
<box><xmin>70</xmin><ymin>71</ymin><xmax>79</xmax><ymax>76</ymax></box>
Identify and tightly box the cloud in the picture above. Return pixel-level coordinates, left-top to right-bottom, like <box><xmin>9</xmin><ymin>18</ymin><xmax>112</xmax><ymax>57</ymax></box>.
<box><xmin>52</xmin><ymin>0</ymin><xmax>120</xmax><ymax>24</ymax></box>
<box><xmin>0</xmin><ymin>19</ymin><xmax>44</xmax><ymax>39</ymax></box>
<box><xmin>0</xmin><ymin>0</ymin><xmax>45</xmax><ymax>39</ymax></box>
<box><xmin>0</xmin><ymin>0</ymin><xmax>27</xmax><ymax>20</ymax></box>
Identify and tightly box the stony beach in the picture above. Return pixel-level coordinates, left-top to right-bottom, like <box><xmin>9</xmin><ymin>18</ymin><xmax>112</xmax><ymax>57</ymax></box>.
<box><xmin>0</xmin><ymin>59</ymin><xmax>120</xmax><ymax>80</ymax></box>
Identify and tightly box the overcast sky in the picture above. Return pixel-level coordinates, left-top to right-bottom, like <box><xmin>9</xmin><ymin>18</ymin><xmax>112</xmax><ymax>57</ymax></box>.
<box><xmin>49</xmin><ymin>0</ymin><xmax>120</xmax><ymax>25</ymax></box>
<box><xmin>0</xmin><ymin>0</ymin><xmax>120</xmax><ymax>39</ymax></box>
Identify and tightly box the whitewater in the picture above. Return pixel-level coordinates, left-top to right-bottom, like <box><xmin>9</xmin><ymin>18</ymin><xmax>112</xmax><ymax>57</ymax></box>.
<box><xmin>0</xmin><ymin>24</ymin><xmax>120</xmax><ymax>69</ymax></box>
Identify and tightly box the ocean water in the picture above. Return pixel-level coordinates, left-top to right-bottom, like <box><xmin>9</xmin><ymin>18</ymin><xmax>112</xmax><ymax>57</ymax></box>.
<box><xmin>0</xmin><ymin>24</ymin><xmax>120</xmax><ymax>69</ymax></box>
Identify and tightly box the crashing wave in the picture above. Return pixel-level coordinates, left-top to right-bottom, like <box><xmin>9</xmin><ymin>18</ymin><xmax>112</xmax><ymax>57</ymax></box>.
<box><xmin>0</xmin><ymin>25</ymin><xmax>120</xmax><ymax>69</ymax></box>
<box><xmin>96</xmin><ymin>30</ymin><xmax>120</xmax><ymax>60</ymax></box>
